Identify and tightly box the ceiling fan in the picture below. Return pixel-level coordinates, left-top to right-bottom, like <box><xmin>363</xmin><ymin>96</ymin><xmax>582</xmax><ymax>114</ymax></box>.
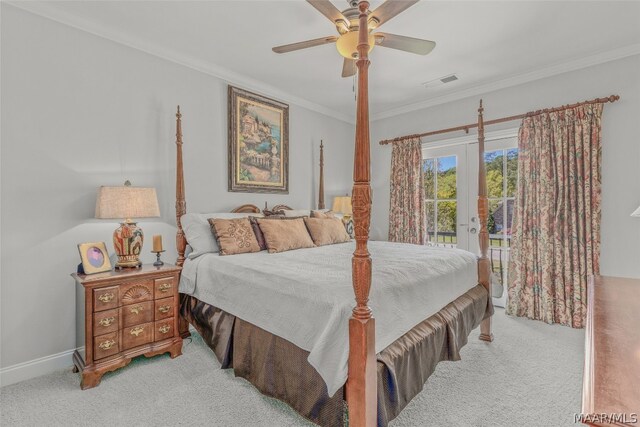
<box><xmin>272</xmin><ymin>0</ymin><xmax>436</xmax><ymax>78</ymax></box>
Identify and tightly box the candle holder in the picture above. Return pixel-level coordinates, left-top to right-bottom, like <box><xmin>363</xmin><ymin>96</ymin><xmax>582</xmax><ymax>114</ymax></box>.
<box><xmin>152</xmin><ymin>250</ymin><xmax>166</xmax><ymax>267</ymax></box>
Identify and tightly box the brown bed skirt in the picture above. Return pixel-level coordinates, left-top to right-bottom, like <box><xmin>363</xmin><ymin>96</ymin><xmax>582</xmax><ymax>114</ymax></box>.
<box><xmin>180</xmin><ymin>284</ymin><xmax>492</xmax><ymax>427</ymax></box>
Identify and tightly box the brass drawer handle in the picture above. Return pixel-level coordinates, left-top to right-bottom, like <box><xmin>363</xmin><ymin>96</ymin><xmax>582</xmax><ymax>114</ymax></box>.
<box><xmin>98</xmin><ymin>317</ymin><xmax>115</xmax><ymax>327</ymax></box>
<box><xmin>158</xmin><ymin>325</ymin><xmax>171</xmax><ymax>334</ymax></box>
<box><xmin>98</xmin><ymin>292</ymin><xmax>114</xmax><ymax>303</ymax></box>
<box><xmin>158</xmin><ymin>283</ymin><xmax>172</xmax><ymax>292</ymax></box>
<box><xmin>130</xmin><ymin>326</ymin><xmax>144</xmax><ymax>337</ymax></box>
<box><xmin>158</xmin><ymin>305</ymin><xmax>171</xmax><ymax>314</ymax></box>
<box><xmin>130</xmin><ymin>306</ymin><xmax>144</xmax><ymax>315</ymax></box>
<box><xmin>99</xmin><ymin>339</ymin><xmax>116</xmax><ymax>350</ymax></box>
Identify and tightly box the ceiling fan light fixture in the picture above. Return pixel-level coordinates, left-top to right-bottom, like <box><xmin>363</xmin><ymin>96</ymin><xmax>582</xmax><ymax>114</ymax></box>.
<box><xmin>336</xmin><ymin>31</ymin><xmax>375</xmax><ymax>59</ymax></box>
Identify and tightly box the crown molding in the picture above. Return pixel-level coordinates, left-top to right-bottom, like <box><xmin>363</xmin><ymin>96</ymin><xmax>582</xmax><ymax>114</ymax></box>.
<box><xmin>371</xmin><ymin>43</ymin><xmax>640</xmax><ymax>121</ymax></box>
<box><xmin>7</xmin><ymin>2</ymin><xmax>639</xmax><ymax>125</ymax></box>
<box><xmin>6</xmin><ymin>1</ymin><xmax>355</xmax><ymax>124</ymax></box>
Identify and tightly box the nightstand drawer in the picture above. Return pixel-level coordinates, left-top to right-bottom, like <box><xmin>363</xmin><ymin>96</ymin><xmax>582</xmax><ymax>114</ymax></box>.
<box><xmin>94</xmin><ymin>332</ymin><xmax>119</xmax><ymax>360</ymax></box>
<box><xmin>122</xmin><ymin>301</ymin><xmax>154</xmax><ymax>327</ymax></box>
<box><xmin>93</xmin><ymin>286</ymin><xmax>119</xmax><ymax>311</ymax></box>
<box><xmin>120</xmin><ymin>280</ymin><xmax>154</xmax><ymax>305</ymax></box>
<box><xmin>122</xmin><ymin>322</ymin><xmax>153</xmax><ymax>350</ymax></box>
<box><xmin>154</xmin><ymin>297</ymin><xmax>174</xmax><ymax>320</ymax></box>
<box><xmin>154</xmin><ymin>318</ymin><xmax>175</xmax><ymax>340</ymax></box>
<box><xmin>154</xmin><ymin>277</ymin><xmax>175</xmax><ymax>297</ymax></box>
<box><xmin>93</xmin><ymin>308</ymin><xmax>119</xmax><ymax>336</ymax></box>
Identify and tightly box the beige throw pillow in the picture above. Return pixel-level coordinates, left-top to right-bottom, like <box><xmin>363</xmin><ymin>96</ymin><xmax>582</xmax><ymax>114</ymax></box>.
<box><xmin>304</xmin><ymin>217</ymin><xmax>351</xmax><ymax>246</ymax></box>
<box><xmin>208</xmin><ymin>218</ymin><xmax>261</xmax><ymax>256</ymax></box>
<box><xmin>257</xmin><ymin>217</ymin><xmax>315</xmax><ymax>253</ymax></box>
<box><xmin>310</xmin><ymin>210</ymin><xmax>336</xmax><ymax>219</ymax></box>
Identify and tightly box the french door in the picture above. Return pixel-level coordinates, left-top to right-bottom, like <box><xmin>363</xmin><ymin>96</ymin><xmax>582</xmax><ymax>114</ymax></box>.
<box><xmin>423</xmin><ymin>134</ymin><xmax>519</xmax><ymax>306</ymax></box>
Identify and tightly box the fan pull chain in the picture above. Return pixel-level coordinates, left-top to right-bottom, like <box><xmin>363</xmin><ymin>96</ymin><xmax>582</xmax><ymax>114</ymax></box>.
<box><xmin>353</xmin><ymin>74</ymin><xmax>356</xmax><ymax>101</ymax></box>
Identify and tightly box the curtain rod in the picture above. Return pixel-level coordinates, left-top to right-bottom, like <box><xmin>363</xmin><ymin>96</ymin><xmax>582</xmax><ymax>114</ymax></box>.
<box><xmin>379</xmin><ymin>95</ymin><xmax>620</xmax><ymax>145</ymax></box>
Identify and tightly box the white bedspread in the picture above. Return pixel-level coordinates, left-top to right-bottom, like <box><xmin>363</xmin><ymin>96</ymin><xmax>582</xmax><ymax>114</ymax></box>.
<box><xmin>179</xmin><ymin>241</ymin><xmax>477</xmax><ymax>396</ymax></box>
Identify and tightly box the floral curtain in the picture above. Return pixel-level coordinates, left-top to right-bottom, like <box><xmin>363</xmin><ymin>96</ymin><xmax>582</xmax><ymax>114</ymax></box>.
<box><xmin>506</xmin><ymin>103</ymin><xmax>603</xmax><ymax>328</ymax></box>
<box><xmin>388</xmin><ymin>137</ymin><xmax>425</xmax><ymax>244</ymax></box>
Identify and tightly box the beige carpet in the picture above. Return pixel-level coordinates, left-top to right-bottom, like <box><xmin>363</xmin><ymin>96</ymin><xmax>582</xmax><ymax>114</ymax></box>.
<box><xmin>0</xmin><ymin>309</ymin><xmax>584</xmax><ymax>426</ymax></box>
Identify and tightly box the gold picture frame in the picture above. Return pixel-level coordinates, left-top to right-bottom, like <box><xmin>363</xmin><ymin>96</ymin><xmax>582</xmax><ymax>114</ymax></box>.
<box><xmin>78</xmin><ymin>242</ymin><xmax>112</xmax><ymax>274</ymax></box>
<box><xmin>228</xmin><ymin>85</ymin><xmax>289</xmax><ymax>193</ymax></box>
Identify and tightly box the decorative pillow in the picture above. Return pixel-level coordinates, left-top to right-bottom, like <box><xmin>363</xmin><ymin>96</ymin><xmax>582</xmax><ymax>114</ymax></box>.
<box><xmin>310</xmin><ymin>210</ymin><xmax>336</xmax><ymax>219</ymax></box>
<box><xmin>181</xmin><ymin>212</ymin><xmax>263</xmax><ymax>259</ymax></box>
<box><xmin>257</xmin><ymin>217</ymin><xmax>315</xmax><ymax>253</ymax></box>
<box><xmin>208</xmin><ymin>218</ymin><xmax>261</xmax><ymax>256</ymax></box>
<box><xmin>304</xmin><ymin>217</ymin><xmax>351</xmax><ymax>246</ymax></box>
<box><xmin>248</xmin><ymin>216</ymin><xmax>267</xmax><ymax>251</ymax></box>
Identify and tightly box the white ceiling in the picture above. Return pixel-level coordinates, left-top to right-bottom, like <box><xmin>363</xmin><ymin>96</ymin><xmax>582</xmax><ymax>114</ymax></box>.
<box><xmin>13</xmin><ymin>1</ymin><xmax>640</xmax><ymax>122</ymax></box>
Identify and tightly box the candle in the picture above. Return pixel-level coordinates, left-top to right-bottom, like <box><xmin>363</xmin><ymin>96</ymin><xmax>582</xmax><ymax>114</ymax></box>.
<box><xmin>152</xmin><ymin>235</ymin><xmax>163</xmax><ymax>252</ymax></box>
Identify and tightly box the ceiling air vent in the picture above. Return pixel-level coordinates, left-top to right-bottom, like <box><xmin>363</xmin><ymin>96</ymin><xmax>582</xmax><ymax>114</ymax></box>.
<box><xmin>423</xmin><ymin>73</ymin><xmax>459</xmax><ymax>88</ymax></box>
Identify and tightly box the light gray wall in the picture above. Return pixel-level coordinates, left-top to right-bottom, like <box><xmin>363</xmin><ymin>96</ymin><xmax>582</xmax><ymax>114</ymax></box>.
<box><xmin>0</xmin><ymin>5</ymin><xmax>354</xmax><ymax>369</ymax></box>
<box><xmin>371</xmin><ymin>54</ymin><xmax>640</xmax><ymax>279</ymax></box>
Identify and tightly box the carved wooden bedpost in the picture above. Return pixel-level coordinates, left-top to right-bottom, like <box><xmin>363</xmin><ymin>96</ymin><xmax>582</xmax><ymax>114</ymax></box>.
<box><xmin>318</xmin><ymin>140</ymin><xmax>325</xmax><ymax>209</ymax></box>
<box><xmin>175</xmin><ymin>106</ymin><xmax>187</xmax><ymax>268</ymax></box>
<box><xmin>175</xmin><ymin>106</ymin><xmax>190</xmax><ymax>339</ymax></box>
<box><xmin>347</xmin><ymin>2</ymin><xmax>376</xmax><ymax>426</ymax></box>
<box><xmin>477</xmin><ymin>100</ymin><xmax>494</xmax><ymax>342</ymax></box>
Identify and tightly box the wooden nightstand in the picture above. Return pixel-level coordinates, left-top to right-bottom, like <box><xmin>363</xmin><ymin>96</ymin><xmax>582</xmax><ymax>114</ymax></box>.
<box><xmin>72</xmin><ymin>264</ymin><xmax>183</xmax><ymax>389</ymax></box>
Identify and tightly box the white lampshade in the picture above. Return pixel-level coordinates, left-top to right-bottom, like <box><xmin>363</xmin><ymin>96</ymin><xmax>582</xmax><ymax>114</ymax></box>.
<box><xmin>631</xmin><ymin>205</ymin><xmax>640</xmax><ymax>218</ymax></box>
<box><xmin>332</xmin><ymin>196</ymin><xmax>353</xmax><ymax>215</ymax></box>
<box><xmin>95</xmin><ymin>184</ymin><xmax>160</xmax><ymax>220</ymax></box>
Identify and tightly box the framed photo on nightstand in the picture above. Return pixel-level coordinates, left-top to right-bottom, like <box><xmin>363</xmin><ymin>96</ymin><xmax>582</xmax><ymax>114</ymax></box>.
<box><xmin>77</xmin><ymin>242</ymin><xmax>112</xmax><ymax>274</ymax></box>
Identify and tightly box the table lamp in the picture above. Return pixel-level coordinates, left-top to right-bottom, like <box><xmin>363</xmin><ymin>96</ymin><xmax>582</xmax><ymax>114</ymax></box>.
<box><xmin>333</xmin><ymin>195</ymin><xmax>354</xmax><ymax>238</ymax></box>
<box><xmin>332</xmin><ymin>196</ymin><xmax>352</xmax><ymax>220</ymax></box>
<box><xmin>95</xmin><ymin>181</ymin><xmax>160</xmax><ymax>269</ymax></box>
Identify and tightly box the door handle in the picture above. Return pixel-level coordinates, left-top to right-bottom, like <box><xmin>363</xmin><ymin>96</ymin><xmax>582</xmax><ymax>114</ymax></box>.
<box><xmin>469</xmin><ymin>228</ymin><xmax>478</xmax><ymax>234</ymax></box>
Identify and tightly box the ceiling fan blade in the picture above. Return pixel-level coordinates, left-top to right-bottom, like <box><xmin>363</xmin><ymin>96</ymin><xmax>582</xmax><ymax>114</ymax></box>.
<box><xmin>368</xmin><ymin>0</ymin><xmax>420</xmax><ymax>28</ymax></box>
<box><xmin>272</xmin><ymin>36</ymin><xmax>338</xmax><ymax>54</ymax></box>
<box><xmin>374</xmin><ymin>33</ymin><xmax>435</xmax><ymax>55</ymax></box>
<box><xmin>307</xmin><ymin>0</ymin><xmax>350</xmax><ymax>30</ymax></box>
<box><xmin>341</xmin><ymin>58</ymin><xmax>357</xmax><ymax>78</ymax></box>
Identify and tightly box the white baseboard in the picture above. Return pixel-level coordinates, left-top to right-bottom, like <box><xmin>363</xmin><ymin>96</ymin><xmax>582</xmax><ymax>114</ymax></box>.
<box><xmin>0</xmin><ymin>327</ymin><xmax>195</xmax><ymax>388</ymax></box>
<box><xmin>0</xmin><ymin>347</ymin><xmax>83</xmax><ymax>388</ymax></box>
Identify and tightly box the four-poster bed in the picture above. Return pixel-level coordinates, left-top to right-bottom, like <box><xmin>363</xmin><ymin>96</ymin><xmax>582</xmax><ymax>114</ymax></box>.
<box><xmin>172</xmin><ymin>3</ymin><xmax>493</xmax><ymax>425</ymax></box>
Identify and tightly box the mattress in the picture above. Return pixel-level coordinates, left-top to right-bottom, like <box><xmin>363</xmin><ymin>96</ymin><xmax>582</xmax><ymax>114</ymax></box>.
<box><xmin>179</xmin><ymin>241</ymin><xmax>478</xmax><ymax>396</ymax></box>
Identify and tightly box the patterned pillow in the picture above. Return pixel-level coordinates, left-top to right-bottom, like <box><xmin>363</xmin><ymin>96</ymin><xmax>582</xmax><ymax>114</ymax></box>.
<box><xmin>208</xmin><ymin>218</ymin><xmax>261</xmax><ymax>256</ymax></box>
<box><xmin>304</xmin><ymin>217</ymin><xmax>351</xmax><ymax>246</ymax></box>
<box><xmin>256</xmin><ymin>217</ymin><xmax>315</xmax><ymax>253</ymax></box>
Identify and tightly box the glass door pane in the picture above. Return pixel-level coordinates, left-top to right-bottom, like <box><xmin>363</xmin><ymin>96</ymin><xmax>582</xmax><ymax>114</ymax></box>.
<box><xmin>484</xmin><ymin>144</ymin><xmax>518</xmax><ymax>307</ymax></box>
<box><xmin>423</xmin><ymin>144</ymin><xmax>468</xmax><ymax>249</ymax></box>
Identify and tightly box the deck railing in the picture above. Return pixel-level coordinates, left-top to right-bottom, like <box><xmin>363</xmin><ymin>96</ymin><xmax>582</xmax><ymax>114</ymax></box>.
<box><xmin>427</xmin><ymin>231</ymin><xmax>511</xmax><ymax>286</ymax></box>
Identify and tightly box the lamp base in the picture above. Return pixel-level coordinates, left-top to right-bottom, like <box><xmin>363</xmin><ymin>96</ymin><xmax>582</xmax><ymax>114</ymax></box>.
<box><xmin>113</xmin><ymin>221</ymin><xmax>144</xmax><ymax>269</ymax></box>
<box><xmin>342</xmin><ymin>214</ymin><xmax>355</xmax><ymax>239</ymax></box>
<box><xmin>115</xmin><ymin>255</ymin><xmax>142</xmax><ymax>269</ymax></box>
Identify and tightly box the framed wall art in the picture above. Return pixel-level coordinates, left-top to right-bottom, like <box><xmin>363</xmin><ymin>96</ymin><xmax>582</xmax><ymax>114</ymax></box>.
<box><xmin>77</xmin><ymin>241</ymin><xmax>112</xmax><ymax>274</ymax></box>
<box><xmin>228</xmin><ymin>85</ymin><xmax>289</xmax><ymax>193</ymax></box>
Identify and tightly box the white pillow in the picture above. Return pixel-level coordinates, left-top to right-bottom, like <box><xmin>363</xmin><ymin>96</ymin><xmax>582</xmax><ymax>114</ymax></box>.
<box><xmin>282</xmin><ymin>209</ymin><xmax>311</xmax><ymax>217</ymax></box>
<box><xmin>180</xmin><ymin>212</ymin><xmax>263</xmax><ymax>259</ymax></box>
